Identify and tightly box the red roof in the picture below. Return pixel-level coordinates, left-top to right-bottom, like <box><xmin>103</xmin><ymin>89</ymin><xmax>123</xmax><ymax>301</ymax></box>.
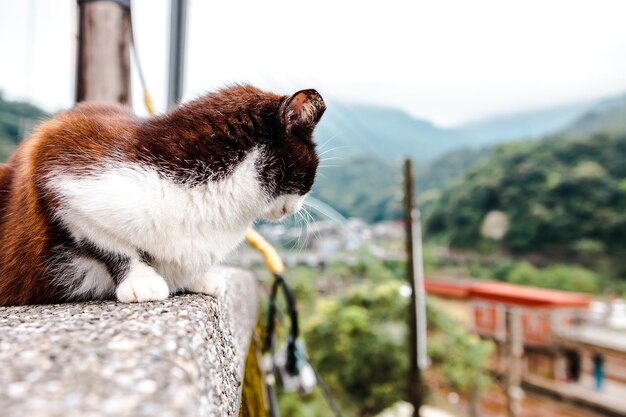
<box><xmin>425</xmin><ymin>278</ymin><xmax>591</xmax><ymax>308</ymax></box>
<box><xmin>424</xmin><ymin>279</ymin><xmax>472</xmax><ymax>299</ymax></box>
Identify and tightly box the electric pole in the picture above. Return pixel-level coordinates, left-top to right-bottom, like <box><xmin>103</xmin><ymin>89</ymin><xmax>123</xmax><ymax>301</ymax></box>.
<box><xmin>404</xmin><ymin>158</ymin><xmax>424</xmax><ymax>417</ymax></box>
<box><xmin>75</xmin><ymin>0</ymin><xmax>132</xmax><ymax>105</ymax></box>
<box><xmin>167</xmin><ymin>0</ymin><xmax>188</xmax><ymax>109</ymax></box>
<box><xmin>506</xmin><ymin>308</ymin><xmax>524</xmax><ymax>417</ymax></box>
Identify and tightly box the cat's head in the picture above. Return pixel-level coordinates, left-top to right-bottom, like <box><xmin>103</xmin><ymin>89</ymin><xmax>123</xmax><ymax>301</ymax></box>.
<box><xmin>262</xmin><ymin>89</ymin><xmax>326</xmax><ymax>221</ymax></box>
<box><xmin>155</xmin><ymin>85</ymin><xmax>326</xmax><ymax>221</ymax></box>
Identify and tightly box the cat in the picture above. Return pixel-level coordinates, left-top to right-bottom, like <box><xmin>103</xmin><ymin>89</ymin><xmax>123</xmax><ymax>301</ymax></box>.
<box><xmin>0</xmin><ymin>85</ymin><xmax>325</xmax><ymax>306</ymax></box>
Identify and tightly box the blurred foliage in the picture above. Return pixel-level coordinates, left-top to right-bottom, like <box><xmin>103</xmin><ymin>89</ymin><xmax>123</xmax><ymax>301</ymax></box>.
<box><xmin>304</xmin><ymin>281</ymin><xmax>408</xmax><ymax>416</ymax></box>
<box><xmin>462</xmin><ymin>255</ymin><xmax>602</xmax><ymax>293</ymax></box>
<box><xmin>275</xmin><ymin>258</ymin><xmax>493</xmax><ymax>417</ymax></box>
<box><xmin>506</xmin><ymin>262</ymin><xmax>598</xmax><ymax>293</ymax></box>
<box><xmin>427</xmin><ymin>298</ymin><xmax>494</xmax><ymax>393</ymax></box>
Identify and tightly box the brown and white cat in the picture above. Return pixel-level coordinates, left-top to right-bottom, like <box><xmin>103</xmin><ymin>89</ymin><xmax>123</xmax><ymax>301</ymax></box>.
<box><xmin>0</xmin><ymin>85</ymin><xmax>325</xmax><ymax>306</ymax></box>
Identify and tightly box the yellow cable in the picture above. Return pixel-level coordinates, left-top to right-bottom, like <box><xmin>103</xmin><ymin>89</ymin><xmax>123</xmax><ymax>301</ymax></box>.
<box><xmin>245</xmin><ymin>228</ymin><xmax>285</xmax><ymax>275</ymax></box>
<box><xmin>143</xmin><ymin>89</ymin><xmax>156</xmax><ymax>116</ymax></box>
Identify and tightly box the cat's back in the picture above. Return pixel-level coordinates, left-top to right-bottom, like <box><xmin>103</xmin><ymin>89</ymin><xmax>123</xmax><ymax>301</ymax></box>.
<box><xmin>27</xmin><ymin>103</ymin><xmax>138</xmax><ymax>169</ymax></box>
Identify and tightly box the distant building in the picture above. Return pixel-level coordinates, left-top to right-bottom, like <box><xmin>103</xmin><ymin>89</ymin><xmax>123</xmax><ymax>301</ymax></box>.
<box><xmin>427</xmin><ymin>278</ymin><xmax>626</xmax><ymax>417</ymax></box>
<box><xmin>425</xmin><ymin>279</ymin><xmax>590</xmax><ymax>381</ymax></box>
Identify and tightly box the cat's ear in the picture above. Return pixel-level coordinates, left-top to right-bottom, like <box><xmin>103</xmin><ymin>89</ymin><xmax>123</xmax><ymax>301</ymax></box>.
<box><xmin>281</xmin><ymin>89</ymin><xmax>326</xmax><ymax>132</ymax></box>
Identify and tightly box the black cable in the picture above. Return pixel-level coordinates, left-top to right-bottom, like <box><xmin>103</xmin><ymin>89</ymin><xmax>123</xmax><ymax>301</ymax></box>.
<box><xmin>277</xmin><ymin>277</ymin><xmax>299</xmax><ymax>375</ymax></box>
<box><xmin>264</xmin><ymin>276</ymin><xmax>282</xmax><ymax>352</ymax></box>
<box><xmin>264</xmin><ymin>274</ymin><xmax>299</xmax><ymax>364</ymax></box>
<box><xmin>312</xmin><ymin>366</ymin><xmax>345</xmax><ymax>417</ymax></box>
<box><xmin>264</xmin><ymin>273</ymin><xmax>345</xmax><ymax>417</ymax></box>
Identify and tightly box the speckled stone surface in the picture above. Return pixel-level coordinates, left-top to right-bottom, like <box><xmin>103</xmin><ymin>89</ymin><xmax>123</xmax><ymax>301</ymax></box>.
<box><xmin>0</xmin><ymin>267</ymin><xmax>258</xmax><ymax>417</ymax></box>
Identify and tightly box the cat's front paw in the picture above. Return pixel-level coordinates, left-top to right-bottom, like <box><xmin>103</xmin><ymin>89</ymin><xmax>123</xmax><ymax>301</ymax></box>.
<box><xmin>116</xmin><ymin>263</ymin><xmax>170</xmax><ymax>303</ymax></box>
<box><xmin>186</xmin><ymin>272</ymin><xmax>226</xmax><ymax>298</ymax></box>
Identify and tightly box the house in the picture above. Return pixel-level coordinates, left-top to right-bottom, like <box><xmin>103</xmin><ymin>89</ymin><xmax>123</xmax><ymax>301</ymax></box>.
<box><xmin>426</xmin><ymin>279</ymin><xmax>626</xmax><ymax>417</ymax></box>
<box><xmin>425</xmin><ymin>279</ymin><xmax>591</xmax><ymax>381</ymax></box>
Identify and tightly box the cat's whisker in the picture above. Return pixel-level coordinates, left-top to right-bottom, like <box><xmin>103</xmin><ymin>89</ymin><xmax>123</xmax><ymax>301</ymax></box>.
<box><xmin>319</xmin><ymin>156</ymin><xmax>343</xmax><ymax>162</ymax></box>
<box><xmin>297</xmin><ymin>205</ymin><xmax>310</xmax><ymax>240</ymax></box>
<box><xmin>302</xmin><ymin>206</ymin><xmax>320</xmax><ymax>242</ymax></box>
<box><xmin>293</xmin><ymin>211</ymin><xmax>306</xmax><ymax>252</ymax></box>
<box><xmin>317</xmin><ymin>145</ymin><xmax>349</xmax><ymax>158</ymax></box>
<box><xmin>300</xmin><ymin>210</ymin><xmax>311</xmax><ymax>252</ymax></box>
<box><xmin>304</xmin><ymin>200</ymin><xmax>342</xmax><ymax>228</ymax></box>
<box><xmin>317</xmin><ymin>133</ymin><xmax>341</xmax><ymax>151</ymax></box>
<box><xmin>285</xmin><ymin>213</ymin><xmax>303</xmax><ymax>251</ymax></box>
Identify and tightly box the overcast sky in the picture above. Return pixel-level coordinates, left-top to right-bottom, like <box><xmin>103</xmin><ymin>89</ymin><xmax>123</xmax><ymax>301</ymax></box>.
<box><xmin>1</xmin><ymin>0</ymin><xmax>626</xmax><ymax>126</ymax></box>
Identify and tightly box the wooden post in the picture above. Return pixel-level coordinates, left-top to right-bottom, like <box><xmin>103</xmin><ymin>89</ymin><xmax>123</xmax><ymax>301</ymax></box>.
<box><xmin>506</xmin><ymin>308</ymin><xmax>524</xmax><ymax>417</ymax></box>
<box><xmin>404</xmin><ymin>159</ymin><xmax>423</xmax><ymax>417</ymax></box>
<box><xmin>75</xmin><ymin>0</ymin><xmax>132</xmax><ymax>105</ymax></box>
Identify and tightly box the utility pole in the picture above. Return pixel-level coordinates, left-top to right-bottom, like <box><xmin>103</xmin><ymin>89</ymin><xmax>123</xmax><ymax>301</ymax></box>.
<box><xmin>167</xmin><ymin>0</ymin><xmax>188</xmax><ymax>109</ymax></box>
<box><xmin>75</xmin><ymin>0</ymin><xmax>132</xmax><ymax>105</ymax></box>
<box><xmin>506</xmin><ymin>308</ymin><xmax>524</xmax><ymax>417</ymax></box>
<box><xmin>404</xmin><ymin>158</ymin><xmax>424</xmax><ymax>417</ymax></box>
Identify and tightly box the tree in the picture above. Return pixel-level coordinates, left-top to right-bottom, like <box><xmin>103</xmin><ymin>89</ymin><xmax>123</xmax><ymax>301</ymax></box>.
<box><xmin>288</xmin><ymin>259</ymin><xmax>494</xmax><ymax>417</ymax></box>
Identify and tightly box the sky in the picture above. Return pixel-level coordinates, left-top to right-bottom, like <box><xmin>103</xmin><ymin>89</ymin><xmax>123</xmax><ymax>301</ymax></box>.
<box><xmin>1</xmin><ymin>0</ymin><xmax>626</xmax><ymax>127</ymax></box>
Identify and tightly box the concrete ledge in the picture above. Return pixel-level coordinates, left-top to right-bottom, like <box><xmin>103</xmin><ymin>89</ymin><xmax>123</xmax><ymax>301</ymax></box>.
<box><xmin>0</xmin><ymin>267</ymin><xmax>259</xmax><ymax>417</ymax></box>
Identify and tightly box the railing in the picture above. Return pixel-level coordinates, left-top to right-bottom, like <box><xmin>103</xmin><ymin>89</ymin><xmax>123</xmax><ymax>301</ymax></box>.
<box><xmin>470</xmin><ymin>300</ymin><xmax>587</xmax><ymax>347</ymax></box>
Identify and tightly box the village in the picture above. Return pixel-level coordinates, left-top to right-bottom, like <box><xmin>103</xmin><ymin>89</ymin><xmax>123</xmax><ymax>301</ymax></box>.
<box><xmin>237</xmin><ymin>216</ymin><xmax>626</xmax><ymax>417</ymax></box>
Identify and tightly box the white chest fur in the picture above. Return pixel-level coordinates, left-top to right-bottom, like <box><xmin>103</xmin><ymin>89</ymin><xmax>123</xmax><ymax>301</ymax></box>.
<box><xmin>50</xmin><ymin>148</ymin><xmax>268</xmax><ymax>291</ymax></box>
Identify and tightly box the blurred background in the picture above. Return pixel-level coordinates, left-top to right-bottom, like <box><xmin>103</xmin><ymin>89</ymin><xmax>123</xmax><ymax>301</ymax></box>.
<box><xmin>2</xmin><ymin>1</ymin><xmax>626</xmax><ymax>416</ymax></box>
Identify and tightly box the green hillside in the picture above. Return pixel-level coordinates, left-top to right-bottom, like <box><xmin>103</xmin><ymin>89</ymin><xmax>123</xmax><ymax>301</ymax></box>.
<box><xmin>313</xmin><ymin>155</ymin><xmax>401</xmax><ymax>222</ymax></box>
<box><xmin>312</xmin><ymin>147</ymin><xmax>491</xmax><ymax>222</ymax></box>
<box><xmin>560</xmin><ymin>97</ymin><xmax>626</xmax><ymax>137</ymax></box>
<box><xmin>415</xmin><ymin>147</ymin><xmax>491</xmax><ymax>198</ymax></box>
<box><xmin>427</xmin><ymin>131</ymin><xmax>626</xmax><ymax>266</ymax></box>
<box><xmin>453</xmin><ymin>101</ymin><xmax>591</xmax><ymax>144</ymax></box>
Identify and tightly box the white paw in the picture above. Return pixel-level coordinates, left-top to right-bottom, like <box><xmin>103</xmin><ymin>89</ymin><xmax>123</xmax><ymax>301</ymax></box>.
<box><xmin>186</xmin><ymin>272</ymin><xmax>226</xmax><ymax>298</ymax></box>
<box><xmin>116</xmin><ymin>262</ymin><xmax>170</xmax><ymax>303</ymax></box>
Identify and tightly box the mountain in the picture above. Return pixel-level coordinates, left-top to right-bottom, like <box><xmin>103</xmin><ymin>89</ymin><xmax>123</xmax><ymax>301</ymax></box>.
<box><xmin>313</xmin><ymin>93</ymin><xmax>626</xmax><ymax>222</ymax></box>
<box><xmin>314</xmin><ymin>97</ymin><xmax>616</xmax><ymax>165</ymax></box>
<box><xmin>453</xmin><ymin>102</ymin><xmax>592</xmax><ymax>145</ymax></box>
<box><xmin>314</xmin><ymin>102</ymin><xmax>467</xmax><ymax>163</ymax></box>
<box><xmin>559</xmin><ymin>96</ymin><xmax>626</xmax><ymax>137</ymax></box>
